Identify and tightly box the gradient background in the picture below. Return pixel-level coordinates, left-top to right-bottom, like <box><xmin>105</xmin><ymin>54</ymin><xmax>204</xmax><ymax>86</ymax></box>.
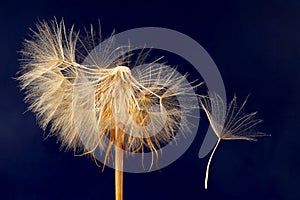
<box><xmin>0</xmin><ymin>0</ymin><xmax>299</xmax><ymax>199</ymax></box>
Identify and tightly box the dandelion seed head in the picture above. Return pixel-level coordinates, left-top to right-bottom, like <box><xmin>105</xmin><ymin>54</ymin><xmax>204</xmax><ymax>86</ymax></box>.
<box><xmin>18</xmin><ymin>18</ymin><xmax>201</xmax><ymax>168</ymax></box>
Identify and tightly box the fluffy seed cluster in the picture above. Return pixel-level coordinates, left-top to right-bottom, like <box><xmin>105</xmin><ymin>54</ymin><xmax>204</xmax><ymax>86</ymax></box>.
<box><xmin>18</xmin><ymin>18</ymin><xmax>200</xmax><ymax>166</ymax></box>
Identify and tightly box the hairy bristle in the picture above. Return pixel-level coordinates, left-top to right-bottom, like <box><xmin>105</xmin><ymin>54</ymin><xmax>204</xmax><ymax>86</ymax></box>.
<box><xmin>200</xmin><ymin>92</ymin><xmax>268</xmax><ymax>189</ymax></box>
<box><xmin>199</xmin><ymin>92</ymin><xmax>266</xmax><ymax>141</ymax></box>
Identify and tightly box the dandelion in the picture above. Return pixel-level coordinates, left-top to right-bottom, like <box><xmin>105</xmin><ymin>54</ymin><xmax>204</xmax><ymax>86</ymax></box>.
<box><xmin>199</xmin><ymin>92</ymin><xmax>268</xmax><ymax>189</ymax></box>
<box><xmin>18</xmin><ymin>18</ymin><xmax>200</xmax><ymax>200</ymax></box>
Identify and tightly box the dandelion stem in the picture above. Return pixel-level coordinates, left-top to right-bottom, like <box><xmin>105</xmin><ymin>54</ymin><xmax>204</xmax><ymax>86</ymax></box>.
<box><xmin>205</xmin><ymin>138</ymin><xmax>221</xmax><ymax>189</ymax></box>
<box><xmin>115</xmin><ymin>127</ymin><xmax>124</xmax><ymax>200</ymax></box>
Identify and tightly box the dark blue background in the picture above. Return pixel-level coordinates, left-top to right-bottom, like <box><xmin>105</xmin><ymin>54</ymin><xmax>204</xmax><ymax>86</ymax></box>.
<box><xmin>0</xmin><ymin>0</ymin><xmax>299</xmax><ymax>199</ymax></box>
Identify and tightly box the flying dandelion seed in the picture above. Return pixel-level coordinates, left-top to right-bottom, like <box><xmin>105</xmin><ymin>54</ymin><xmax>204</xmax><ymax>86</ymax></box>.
<box><xmin>199</xmin><ymin>92</ymin><xmax>268</xmax><ymax>189</ymax></box>
<box><xmin>18</xmin><ymin>18</ymin><xmax>202</xmax><ymax>200</ymax></box>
